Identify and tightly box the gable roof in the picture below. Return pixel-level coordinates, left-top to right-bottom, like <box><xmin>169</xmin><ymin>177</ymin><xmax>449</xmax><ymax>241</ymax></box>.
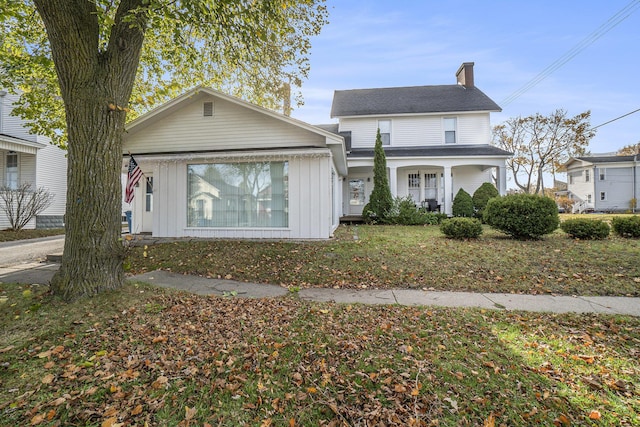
<box><xmin>331</xmin><ymin>84</ymin><xmax>501</xmax><ymax>118</ymax></box>
<box><xmin>565</xmin><ymin>155</ymin><xmax>638</xmax><ymax>168</ymax></box>
<box><xmin>125</xmin><ymin>86</ymin><xmax>348</xmax><ymax>175</ymax></box>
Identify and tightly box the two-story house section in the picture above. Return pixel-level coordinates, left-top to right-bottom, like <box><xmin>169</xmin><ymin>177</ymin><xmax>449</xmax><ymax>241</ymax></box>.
<box><xmin>330</xmin><ymin>62</ymin><xmax>511</xmax><ymax>216</ymax></box>
<box><xmin>0</xmin><ymin>90</ymin><xmax>67</xmax><ymax>229</ymax></box>
<box><xmin>565</xmin><ymin>155</ymin><xmax>640</xmax><ymax>213</ymax></box>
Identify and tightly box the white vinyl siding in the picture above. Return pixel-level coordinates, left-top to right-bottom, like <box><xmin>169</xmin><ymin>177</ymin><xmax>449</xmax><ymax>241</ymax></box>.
<box><xmin>341</xmin><ymin>113</ymin><xmax>492</xmax><ymax>148</ymax></box>
<box><xmin>124</xmin><ymin>94</ymin><xmax>326</xmax><ymax>153</ymax></box>
<box><xmin>35</xmin><ymin>143</ymin><xmax>67</xmax><ymax>216</ymax></box>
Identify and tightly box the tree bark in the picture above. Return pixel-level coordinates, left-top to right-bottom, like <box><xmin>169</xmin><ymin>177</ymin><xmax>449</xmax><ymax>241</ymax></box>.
<box><xmin>34</xmin><ymin>0</ymin><xmax>147</xmax><ymax>300</ymax></box>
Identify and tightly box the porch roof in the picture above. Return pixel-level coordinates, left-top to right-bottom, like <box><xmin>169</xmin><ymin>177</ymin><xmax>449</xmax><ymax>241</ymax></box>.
<box><xmin>0</xmin><ymin>133</ymin><xmax>46</xmax><ymax>154</ymax></box>
<box><xmin>347</xmin><ymin>144</ymin><xmax>512</xmax><ymax>158</ymax></box>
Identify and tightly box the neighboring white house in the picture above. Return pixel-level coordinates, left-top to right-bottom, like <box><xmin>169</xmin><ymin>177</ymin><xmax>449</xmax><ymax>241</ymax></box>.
<box><xmin>0</xmin><ymin>90</ymin><xmax>67</xmax><ymax>229</ymax></box>
<box><xmin>122</xmin><ymin>87</ymin><xmax>347</xmax><ymax>239</ymax></box>
<box><xmin>564</xmin><ymin>155</ymin><xmax>639</xmax><ymax>213</ymax></box>
<box><xmin>330</xmin><ymin>62</ymin><xmax>511</xmax><ymax>216</ymax></box>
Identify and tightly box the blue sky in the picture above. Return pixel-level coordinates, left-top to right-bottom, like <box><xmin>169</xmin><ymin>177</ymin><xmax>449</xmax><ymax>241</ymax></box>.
<box><xmin>291</xmin><ymin>0</ymin><xmax>640</xmax><ymax>154</ymax></box>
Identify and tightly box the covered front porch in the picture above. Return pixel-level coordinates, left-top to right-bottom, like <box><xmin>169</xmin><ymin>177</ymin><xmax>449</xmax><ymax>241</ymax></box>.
<box><xmin>344</xmin><ymin>158</ymin><xmax>508</xmax><ymax>217</ymax></box>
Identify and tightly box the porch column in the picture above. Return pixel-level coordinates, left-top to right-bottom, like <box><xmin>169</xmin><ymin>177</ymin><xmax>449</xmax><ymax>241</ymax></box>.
<box><xmin>498</xmin><ymin>166</ymin><xmax>507</xmax><ymax>195</ymax></box>
<box><xmin>443</xmin><ymin>166</ymin><xmax>452</xmax><ymax>215</ymax></box>
<box><xmin>388</xmin><ymin>166</ymin><xmax>398</xmax><ymax>197</ymax></box>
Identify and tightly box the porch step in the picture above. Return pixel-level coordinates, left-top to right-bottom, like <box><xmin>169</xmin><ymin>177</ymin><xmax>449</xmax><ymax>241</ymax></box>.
<box><xmin>340</xmin><ymin>215</ymin><xmax>365</xmax><ymax>224</ymax></box>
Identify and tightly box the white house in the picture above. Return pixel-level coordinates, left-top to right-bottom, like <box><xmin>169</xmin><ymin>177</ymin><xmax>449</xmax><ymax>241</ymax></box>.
<box><xmin>0</xmin><ymin>90</ymin><xmax>67</xmax><ymax>229</ymax></box>
<box><xmin>123</xmin><ymin>62</ymin><xmax>511</xmax><ymax>239</ymax></box>
<box><xmin>330</xmin><ymin>62</ymin><xmax>510</xmax><ymax>216</ymax></box>
<box><xmin>122</xmin><ymin>87</ymin><xmax>347</xmax><ymax>239</ymax></box>
<box><xmin>565</xmin><ymin>155</ymin><xmax>639</xmax><ymax>213</ymax></box>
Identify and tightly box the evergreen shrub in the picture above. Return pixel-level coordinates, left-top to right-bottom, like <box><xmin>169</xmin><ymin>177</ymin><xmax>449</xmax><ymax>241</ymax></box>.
<box><xmin>472</xmin><ymin>182</ymin><xmax>499</xmax><ymax>220</ymax></box>
<box><xmin>452</xmin><ymin>188</ymin><xmax>474</xmax><ymax>217</ymax></box>
<box><xmin>440</xmin><ymin>217</ymin><xmax>483</xmax><ymax>239</ymax></box>
<box><xmin>560</xmin><ymin>218</ymin><xmax>610</xmax><ymax>239</ymax></box>
<box><xmin>483</xmin><ymin>193</ymin><xmax>559</xmax><ymax>239</ymax></box>
<box><xmin>611</xmin><ymin>216</ymin><xmax>640</xmax><ymax>238</ymax></box>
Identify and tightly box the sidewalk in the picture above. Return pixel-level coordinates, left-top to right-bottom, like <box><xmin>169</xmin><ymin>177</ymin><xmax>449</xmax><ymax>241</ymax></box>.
<box><xmin>2</xmin><ymin>262</ymin><xmax>639</xmax><ymax>317</ymax></box>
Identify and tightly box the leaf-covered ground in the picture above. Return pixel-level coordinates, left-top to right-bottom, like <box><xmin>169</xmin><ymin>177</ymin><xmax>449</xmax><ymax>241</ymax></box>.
<box><xmin>127</xmin><ymin>224</ymin><xmax>640</xmax><ymax>296</ymax></box>
<box><xmin>0</xmin><ymin>228</ymin><xmax>64</xmax><ymax>242</ymax></box>
<box><xmin>1</xmin><ymin>282</ymin><xmax>638</xmax><ymax>426</ymax></box>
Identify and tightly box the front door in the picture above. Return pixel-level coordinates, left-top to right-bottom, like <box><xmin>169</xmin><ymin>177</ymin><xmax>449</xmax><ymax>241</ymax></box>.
<box><xmin>348</xmin><ymin>178</ymin><xmax>366</xmax><ymax>215</ymax></box>
<box><xmin>133</xmin><ymin>175</ymin><xmax>153</xmax><ymax>233</ymax></box>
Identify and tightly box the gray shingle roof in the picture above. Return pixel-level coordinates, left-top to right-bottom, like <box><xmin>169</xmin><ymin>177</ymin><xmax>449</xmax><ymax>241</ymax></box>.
<box><xmin>331</xmin><ymin>85</ymin><xmax>501</xmax><ymax>117</ymax></box>
<box><xmin>347</xmin><ymin>144</ymin><xmax>512</xmax><ymax>158</ymax></box>
<box><xmin>576</xmin><ymin>155</ymin><xmax>637</xmax><ymax>163</ymax></box>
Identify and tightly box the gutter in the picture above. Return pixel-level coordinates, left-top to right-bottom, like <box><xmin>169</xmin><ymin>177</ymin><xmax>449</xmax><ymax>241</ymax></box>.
<box><xmin>0</xmin><ymin>90</ymin><xmax>6</xmax><ymax>133</ymax></box>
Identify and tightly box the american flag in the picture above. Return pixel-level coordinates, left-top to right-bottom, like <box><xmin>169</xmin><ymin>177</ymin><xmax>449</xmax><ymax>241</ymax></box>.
<box><xmin>125</xmin><ymin>155</ymin><xmax>143</xmax><ymax>204</ymax></box>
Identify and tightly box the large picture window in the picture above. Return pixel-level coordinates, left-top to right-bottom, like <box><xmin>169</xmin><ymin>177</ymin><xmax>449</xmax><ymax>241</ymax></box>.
<box><xmin>187</xmin><ymin>161</ymin><xmax>288</xmax><ymax>228</ymax></box>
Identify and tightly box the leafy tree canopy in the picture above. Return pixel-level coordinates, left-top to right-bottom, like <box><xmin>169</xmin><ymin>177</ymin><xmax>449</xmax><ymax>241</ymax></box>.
<box><xmin>0</xmin><ymin>0</ymin><xmax>329</xmax><ymax>146</ymax></box>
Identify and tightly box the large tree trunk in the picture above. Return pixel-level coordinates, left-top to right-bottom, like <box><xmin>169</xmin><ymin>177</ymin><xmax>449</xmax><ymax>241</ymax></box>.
<box><xmin>35</xmin><ymin>0</ymin><xmax>147</xmax><ymax>300</ymax></box>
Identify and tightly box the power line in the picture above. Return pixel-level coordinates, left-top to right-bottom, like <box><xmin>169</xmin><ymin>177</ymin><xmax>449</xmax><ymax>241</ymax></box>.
<box><xmin>590</xmin><ymin>107</ymin><xmax>640</xmax><ymax>130</ymax></box>
<box><xmin>501</xmin><ymin>0</ymin><xmax>640</xmax><ymax>107</ymax></box>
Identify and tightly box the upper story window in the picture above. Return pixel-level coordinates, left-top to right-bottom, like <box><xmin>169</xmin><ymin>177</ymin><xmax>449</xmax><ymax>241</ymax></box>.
<box><xmin>444</xmin><ymin>117</ymin><xmax>457</xmax><ymax>144</ymax></box>
<box><xmin>377</xmin><ymin>120</ymin><xmax>391</xmax><ymax>145</ymax></box>
<box><xmin>599</xmin><ymin>169</ymin><xmax>606</xmax><ymax>181</ymax></box>
<box><xmin>6</xmin><ymin>152</ymin><xmax>18</xmax><ymax>190</ymax></box>
<box><xmin>585</xmin><ymin>169</ymin><xmax>590</xmax><ymax>182</ymax></box>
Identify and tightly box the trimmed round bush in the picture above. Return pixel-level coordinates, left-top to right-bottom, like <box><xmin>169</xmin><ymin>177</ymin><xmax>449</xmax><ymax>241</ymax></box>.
<box><xmin>560</xmin><ymin>218</ymin><xmax>610</xmax><ymax>239</ymax></box>
<box><xmin>440</xmin><ymin>217</ymin><xmax>483</xmax><ymax>239</ymax></box>
<box><xmin>472</xmin><ymin>182</ymin><xmax>499</xmax><ymax>220</ymax></box>
<box><xmin>452</xmin><ymin>188</ymin><xmax>474</xmax><ymax>217</ymax></box>
<box><xmin>483</xmin><ymin>194</ymin><xmax>559</xmax><ymax>239</ymax></box>
<box><xmin>611</xmin><ymin>216</ymin><xmax>640</xmax><ymax>238</ymax></box>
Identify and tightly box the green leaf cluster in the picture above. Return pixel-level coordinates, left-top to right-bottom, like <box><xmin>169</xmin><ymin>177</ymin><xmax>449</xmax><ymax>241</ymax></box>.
<box><xmin>0</xmin><ymin>0</ymin><xmax>329</xmax><ymax>147</ymax></box>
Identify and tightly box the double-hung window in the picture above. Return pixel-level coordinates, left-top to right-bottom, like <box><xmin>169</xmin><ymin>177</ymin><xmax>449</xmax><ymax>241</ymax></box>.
<box><xmin>6</xmin><ymin>152</ymin><xmax>18</xmax><ymax>190</ymax></box>
<box><xmin>378</xmin><ymin>120</ymin><xmax>391</xmax><ymax>145</ymax></box>
<box><xmin>599</xmin><ymin>169</ymin><xmax>606</xmax><ymax>181</ymax></box>
<box><xmin>444</xmin><ymin>117</ymin><xmax>457</xmax><ymax>143</ymax></box>
<box><xmin>585</xmin><ymin>169</ymin><xmax>590</xmax><ymax>182</ymax></box>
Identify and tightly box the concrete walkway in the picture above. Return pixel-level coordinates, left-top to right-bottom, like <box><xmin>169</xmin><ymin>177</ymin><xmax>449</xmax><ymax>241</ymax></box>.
<box><xmin>2</xmin><ymin>260</ymin><xmax>639</xmax><ymax>317</ymax></box>
<box><xmin>133</xmin><ymin>270</ymin><xmax>640</xmax><ymax>317</ymax></box>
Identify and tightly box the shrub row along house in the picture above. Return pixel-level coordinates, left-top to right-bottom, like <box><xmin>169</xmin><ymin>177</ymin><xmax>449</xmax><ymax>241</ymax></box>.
<box><xmin>123</xmin><ymin>62</ymin><xmax>512</xmax><ymax>239</ymax></box>
<box><xmin>0</xmin><ymin>90</ymin><xmax>67</xmax><ymax>229</ymax></box>
<box><xmin>564</xmin><ymin>155</ymin><xmax>640</xmax><ymax>213</ymax></box>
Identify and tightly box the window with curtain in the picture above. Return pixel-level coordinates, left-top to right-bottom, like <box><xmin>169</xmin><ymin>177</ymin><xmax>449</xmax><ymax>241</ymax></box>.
<box><xmin>187</xmin><ymin>161</ymin><xmax>288</xmax><ymax>228</ymax></box>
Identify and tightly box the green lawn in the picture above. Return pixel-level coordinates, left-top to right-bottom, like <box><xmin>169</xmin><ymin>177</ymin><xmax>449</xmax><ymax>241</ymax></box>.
<box><xmin>0</xmin><ymin>282</ymin><xmax>638</xmax><ymax>426</ymax></box>
<box><xmin>127</xmin><ymin>223</ymin><xmax>640</xmax><ymax>296</ymax></box>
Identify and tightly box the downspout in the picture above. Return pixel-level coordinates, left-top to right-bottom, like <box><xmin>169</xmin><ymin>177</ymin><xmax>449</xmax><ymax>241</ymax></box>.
<box><xmin>0</xmin><ymin>90</ymin><xmax>6</xmax><ymax>134</ymax></box>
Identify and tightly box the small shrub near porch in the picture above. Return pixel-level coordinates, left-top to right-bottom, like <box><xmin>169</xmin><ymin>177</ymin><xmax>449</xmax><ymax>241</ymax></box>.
<box><xmin>440</xmin><ymin>217</ymin><xmax>483</xmax><ymax>239</ymax></box>
<box><xmin>560</xmin><ymin>218</ymin><xmax>610</xmax><ymax>240</ymax></box>
<box><xmin>452</xmin><ymin>188</ymin><xmax>474</xmax><ymax>217</ymax></box>
<box><xmin>384</xmin><ymin>196</ymin><xmax>446</xmax><ymax>225</ymax></box>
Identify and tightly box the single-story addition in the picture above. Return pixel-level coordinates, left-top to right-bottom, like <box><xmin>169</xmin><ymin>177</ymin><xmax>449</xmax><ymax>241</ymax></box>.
<box><xmin>564</xmin><ymin>155</ymin><xmax>640</xmax><ymax>213</ymax></box>
<box><xmin>122</xmin><ymin>87</ymin><xmax>347</xmax><ymax>239</ymax></box>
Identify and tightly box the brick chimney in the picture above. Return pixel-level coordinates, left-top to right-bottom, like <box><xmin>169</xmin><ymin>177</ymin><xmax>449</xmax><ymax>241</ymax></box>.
<box><xmin>456</xmin><ymin>62</ymin><xmax>475</xmax><ymax>88</ymax></box>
